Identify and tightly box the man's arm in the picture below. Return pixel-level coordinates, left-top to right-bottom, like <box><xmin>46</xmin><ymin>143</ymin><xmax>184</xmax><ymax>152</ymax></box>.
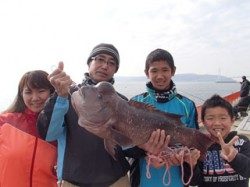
<box><xmin>37</xmin><ymin>94</ymin><xmax>69</xmax><ymax>141</ymax></box>
<box><xmin>37</xmin><ymin>61</ymin><xmax>72</xmax><ymax>141</ymax></box>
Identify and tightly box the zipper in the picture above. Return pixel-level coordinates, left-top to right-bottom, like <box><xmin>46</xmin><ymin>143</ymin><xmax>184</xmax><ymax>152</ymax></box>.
<box><xmin>29</xmin><ymin>137</ymin><xmax>38</xmax><ymax>187</ymax></box>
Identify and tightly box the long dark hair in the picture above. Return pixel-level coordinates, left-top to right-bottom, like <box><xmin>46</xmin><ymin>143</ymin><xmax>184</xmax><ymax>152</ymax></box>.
<box><xmin>3</xmin><ymin>70</ymin><xmax>54</xmax><ymax>113</ymax></box>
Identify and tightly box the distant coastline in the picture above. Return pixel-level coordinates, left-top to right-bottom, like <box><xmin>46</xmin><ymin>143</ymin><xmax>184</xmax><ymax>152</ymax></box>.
<box><xmin>215</xmin><ymin>81</ymin><xmax>237</xmax><ymax>83</ymax></box>
<box><xmin>116</xmin><ymin>73</ymin><xmax>237</xmax><ymax>83</ymax></box>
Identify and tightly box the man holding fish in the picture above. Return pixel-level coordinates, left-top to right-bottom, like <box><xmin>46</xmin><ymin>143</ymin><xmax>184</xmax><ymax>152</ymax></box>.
<box><xmin>37</xmin><ymin>43</ymin><xmax>172</xmax><ymax>187</ymax></box>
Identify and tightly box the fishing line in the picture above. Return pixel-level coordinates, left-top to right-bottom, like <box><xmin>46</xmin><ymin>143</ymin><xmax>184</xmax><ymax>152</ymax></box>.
<box><xmin>50</xmin><ymin>65</ymin><xmax>81</xmax><ymax>96</ymax></box>
<box><xmin>178</xmin><ymin>90</ymin><xmax>206</xmax><ymax>102</ymax></box>
<box><xmin>50</xmin><ymin>65</ymin><xmax>57</xmax><ymax>72</ymax></box>
<box><xmin>68</xmin><ymin>82</ymin><xmax>81</xmax><ymax>96</ymax></box>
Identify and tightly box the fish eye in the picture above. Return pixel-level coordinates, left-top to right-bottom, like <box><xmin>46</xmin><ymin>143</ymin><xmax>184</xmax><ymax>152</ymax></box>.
<box><xmin>97</xmin><ymin>94</ymin><xmax>102</xmax><ymax>99</ymax></box>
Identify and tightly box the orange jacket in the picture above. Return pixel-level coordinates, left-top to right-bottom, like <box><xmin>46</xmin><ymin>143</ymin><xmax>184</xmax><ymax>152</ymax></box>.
<box><xmin>0</xmin><ymin>109</ymin><xmax>40</xmax><ymax>137</ymax></box>
<box><xmin>0</xmin><ymin>112</ymin><xmax>57</xmax><ymax>187</ymax></box>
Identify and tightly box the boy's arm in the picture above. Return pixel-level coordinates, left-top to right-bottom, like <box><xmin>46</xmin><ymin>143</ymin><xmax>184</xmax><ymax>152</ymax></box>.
<box><xmin>186</xmin><ymin>102</ymin><xmax>199</xmax><ymax>129</ymax></box>
<box><xmin>229</xmin><ymin>136</ymin><xmax>250</xmax><ymax>178</ymax></box>
<box><xmin>37</xmin><ymin>94</ymin><xmax>69</xmax><ymax>141</ymax></box>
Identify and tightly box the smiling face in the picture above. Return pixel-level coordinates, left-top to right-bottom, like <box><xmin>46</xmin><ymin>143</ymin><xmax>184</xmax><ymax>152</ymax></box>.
<box><xmin>22</xmin><ymin>86</ymin><xmax>51</xmax><ymax>113</ymax></box>
<box><xmin>145</xmin><ymin>60</ymin><xmax>175</xmax><ymax>90</ymax></box>
<box><xmin>12</xmin><ymin>70</ymin><xmax>54</xmax><ymax>113</ymax></box>
<box><xmin>203</xmin><ymin>106</ymin><xmax>234</xmax><ymax>138</ymax></box>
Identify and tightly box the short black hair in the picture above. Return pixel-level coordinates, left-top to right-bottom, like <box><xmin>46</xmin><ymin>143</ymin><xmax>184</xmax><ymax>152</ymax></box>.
<box><xmin>201</xmin><ymin>94</ymin><xmax>234</xmax><ymax>121</ymax></box>
<box><xmin>145</xmin><ymin>49</ymin><xmax>175</xmax><ymax>73</ymax></box>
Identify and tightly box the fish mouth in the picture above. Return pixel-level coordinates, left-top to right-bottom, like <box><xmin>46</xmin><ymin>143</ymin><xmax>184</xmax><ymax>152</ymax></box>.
<box><xmin>78</xmin><ymin>87</ymin><xmax>87</xmax><ymax>102</ymax></box>
<box><xmin>79</xmin><ymin>111</ymin><xmax>111</xmax><ymax>129</ymax></box>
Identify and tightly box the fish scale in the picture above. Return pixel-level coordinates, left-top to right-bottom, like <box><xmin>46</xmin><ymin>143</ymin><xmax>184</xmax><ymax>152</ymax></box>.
<box><xmin>71</xmin><ymin>81</ymin><xmax>215</xmax><ymax>159</ymax></box>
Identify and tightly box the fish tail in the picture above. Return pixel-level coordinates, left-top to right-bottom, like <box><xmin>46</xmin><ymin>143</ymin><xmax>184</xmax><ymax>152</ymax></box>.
<box><xmin>195</xmin><ymin>132</ymin><xmax>215</xmax><ymax>160</ymax></box>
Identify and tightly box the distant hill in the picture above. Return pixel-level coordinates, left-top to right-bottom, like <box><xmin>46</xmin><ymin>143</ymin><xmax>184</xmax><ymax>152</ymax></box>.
<box><xmin>173</xmin><ymin>73</ymin><xmax>236</xmax><ymax>82</ymax></box>
<box><xmin>116</xmin><ymin>73</ymin><xmax>236</xmax><ymax>83</ymax></box>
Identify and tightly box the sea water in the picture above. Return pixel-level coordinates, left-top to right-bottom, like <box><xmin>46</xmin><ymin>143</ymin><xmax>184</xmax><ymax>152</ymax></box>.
<box><xmin>0</xmin><ymin>81</ymin><xmax>240</xmax><ymax>112</ymax></box>
<box><xmin>114</xmin><ymin>81</ymin><xmax>240</xmax><ymax>106</ymax></box>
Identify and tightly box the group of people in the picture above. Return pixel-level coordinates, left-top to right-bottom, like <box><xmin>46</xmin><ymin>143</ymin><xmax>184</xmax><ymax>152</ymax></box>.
<box><xmin>0</xmin><ymin>43</ymin><xmax>249</xmax><ymax>187</ymax></box>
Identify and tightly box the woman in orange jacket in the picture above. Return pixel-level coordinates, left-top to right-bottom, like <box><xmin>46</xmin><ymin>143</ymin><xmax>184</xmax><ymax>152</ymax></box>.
<box><xmin>0</xmin><ymin>70</ymin><xmax>57</xmax><ymax>187</ymax></box>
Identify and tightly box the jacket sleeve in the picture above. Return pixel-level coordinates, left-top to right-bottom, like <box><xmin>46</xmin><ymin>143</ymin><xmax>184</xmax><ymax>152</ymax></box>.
<box><xmin>37</xmin><ymin>94</ymin><xmax>69</xmax><ymax>141</ymax></box>
<box><xmin>186</xmin><ymin>101</ymin><xmax>199</xmax><ymax>130</ymax></box>
<box><xmin>123</xmin><ymin>146</ymin><xmax>146</xmax><ymax>159</ymax></box>
<box><xmin>230</xmin><ymin>135</ymin><xmax>250</xmax><ymax>177</ymax></box>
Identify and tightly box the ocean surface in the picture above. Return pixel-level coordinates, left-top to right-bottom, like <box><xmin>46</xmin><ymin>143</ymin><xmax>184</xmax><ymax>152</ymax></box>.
<box><xmin>114</xmin><ymin>81</ymin><xmax>241</xmax><ymax>106</ymax></box>
<box><xmin>0</xmin><ymin>81</ymin><xmax>240</xmax><ymax>112</ymax></box>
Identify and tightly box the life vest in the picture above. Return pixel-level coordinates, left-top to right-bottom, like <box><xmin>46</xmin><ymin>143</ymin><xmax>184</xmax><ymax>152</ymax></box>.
<box><xmin>0</xmin><ymin>123</ymin><xmax>57</xmax><ymax>187</ymax></box>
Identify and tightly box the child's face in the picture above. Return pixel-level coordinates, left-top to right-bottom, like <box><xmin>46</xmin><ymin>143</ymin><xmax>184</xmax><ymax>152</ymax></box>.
<box><xmin>203</xmin><ymin>106</ymin><xmax>234</xmax><ymax>139</ymax></box>
<box><xmin>145</xmin><ymin>60</ymin><xmax>175</xmax><ymax>90</ymax></box>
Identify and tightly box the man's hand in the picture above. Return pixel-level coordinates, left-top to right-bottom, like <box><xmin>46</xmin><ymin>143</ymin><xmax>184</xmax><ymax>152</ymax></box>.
<box><xmin>48</xmin><ymin>62</ymin><xmax>73</xmax><ymax>97</ymax></box>
<box><xmin>139</xmin><ymin>129</ymin><xmax>169</xmax><ymax>155</ymax></box>
<box><xmin>146</xmin><ymin>155</ymin><xmax>165</xmax><ymax>168</ymax></box>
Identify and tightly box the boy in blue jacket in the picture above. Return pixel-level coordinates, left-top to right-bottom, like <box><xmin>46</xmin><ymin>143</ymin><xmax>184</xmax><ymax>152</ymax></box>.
<box><xmin>130</xmin><ymin>48</ymin><xmax>200</xmax><ymax>187</ymax></box>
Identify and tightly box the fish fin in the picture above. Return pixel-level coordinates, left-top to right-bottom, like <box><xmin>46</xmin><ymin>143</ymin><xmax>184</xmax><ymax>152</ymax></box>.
<box><xmin>104</xmin><ymin>139</ymin><xmax>117</xmax><ymax>160</ymax></box>
<box><xmin>128</xmin><ymin>100</ymin><xmax>183</xmax><ymax>124</ymax></box>
<box><xmin>109</xmin><ymin>127</ymin><xmax>133</xmax><ymax>147</ymax></box>
<box><xmin>196</xmin><ymin>132</ymin><xmax>216</xmax><ymax>160</ymax></box>
<box><xmin>128</xmin><ymin>100</ymin><xmax>158</xmax><ymax>111</ymax></box>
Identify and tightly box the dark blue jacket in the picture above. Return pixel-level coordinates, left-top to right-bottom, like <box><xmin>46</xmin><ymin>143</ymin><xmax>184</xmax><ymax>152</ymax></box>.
<box><xmin>37</xmin><ymin>74</ymin><xmax>131</xmax><ymax>186</ymax></box>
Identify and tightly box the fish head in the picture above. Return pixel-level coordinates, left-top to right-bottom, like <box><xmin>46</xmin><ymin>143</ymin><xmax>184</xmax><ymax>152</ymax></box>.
<box><xmin>71</xmin><ymin>81</ymin><xmax>118</xmax><ymax>129</ymax></box>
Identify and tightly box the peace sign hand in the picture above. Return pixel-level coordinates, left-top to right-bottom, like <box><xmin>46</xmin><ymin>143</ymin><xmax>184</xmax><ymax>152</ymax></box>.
<box><xmin>217</xmin><ymin>132</ymin><xmax>239</xmax><ymax>162</ymax></box>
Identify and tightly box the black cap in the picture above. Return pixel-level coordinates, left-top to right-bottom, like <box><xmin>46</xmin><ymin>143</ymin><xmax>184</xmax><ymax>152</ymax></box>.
<box><xmin>87</xmin><ymin>43</ymin><xmax>120</xmax><ymax>70</ymax></box>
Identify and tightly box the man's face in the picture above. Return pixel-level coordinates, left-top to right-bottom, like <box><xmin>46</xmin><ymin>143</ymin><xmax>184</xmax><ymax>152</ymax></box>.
<box><xmin>88</xmin><ymin>54</ymin><xmax>118</xmax><ymax>82</ymax></box>
<box><xmin>145</xmin><ymin>60</ymin><xmax>175</xmax><ymax>90</ymax></box>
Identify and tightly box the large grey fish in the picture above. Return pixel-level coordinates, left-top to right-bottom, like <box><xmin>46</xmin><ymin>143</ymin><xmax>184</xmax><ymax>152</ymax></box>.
<box><xmin>71</xmin><ymin>81</ymin><xmax>214</xmax><ymax>158</ymax></box>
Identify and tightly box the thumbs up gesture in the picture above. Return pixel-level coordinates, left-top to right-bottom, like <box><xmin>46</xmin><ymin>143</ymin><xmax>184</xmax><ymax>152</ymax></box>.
<box><xmin>48</xmin><ymin>62</ymin><xmax>73</xmax><ymax>97</ymax></box>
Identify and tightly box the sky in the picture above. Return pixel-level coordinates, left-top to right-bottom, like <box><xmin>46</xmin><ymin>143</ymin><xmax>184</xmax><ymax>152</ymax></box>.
<box><xmin>0</xmin><ymin>0</ymin><xmax>250</xmax><ymax>108</ymax></box>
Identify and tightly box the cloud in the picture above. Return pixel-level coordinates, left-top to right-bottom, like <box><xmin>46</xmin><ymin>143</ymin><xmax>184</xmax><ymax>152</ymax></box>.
<box><xmin>0</xmin><ymin>0</ymin><xmax>250</xmax><ymax>79</ymax></box>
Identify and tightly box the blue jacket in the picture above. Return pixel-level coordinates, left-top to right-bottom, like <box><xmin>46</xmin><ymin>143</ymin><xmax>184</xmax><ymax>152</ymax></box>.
<box><xmin>130</xmin><ymin>81</ymin><xmax>198</xmax><ymax>187</ymax></box>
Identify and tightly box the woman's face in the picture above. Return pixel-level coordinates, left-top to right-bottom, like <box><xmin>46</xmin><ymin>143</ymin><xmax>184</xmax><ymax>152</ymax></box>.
<box><xmin>22</xmin><ymin>86</ymin><xmax>51</xmax><ymax>113</ymax></box>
